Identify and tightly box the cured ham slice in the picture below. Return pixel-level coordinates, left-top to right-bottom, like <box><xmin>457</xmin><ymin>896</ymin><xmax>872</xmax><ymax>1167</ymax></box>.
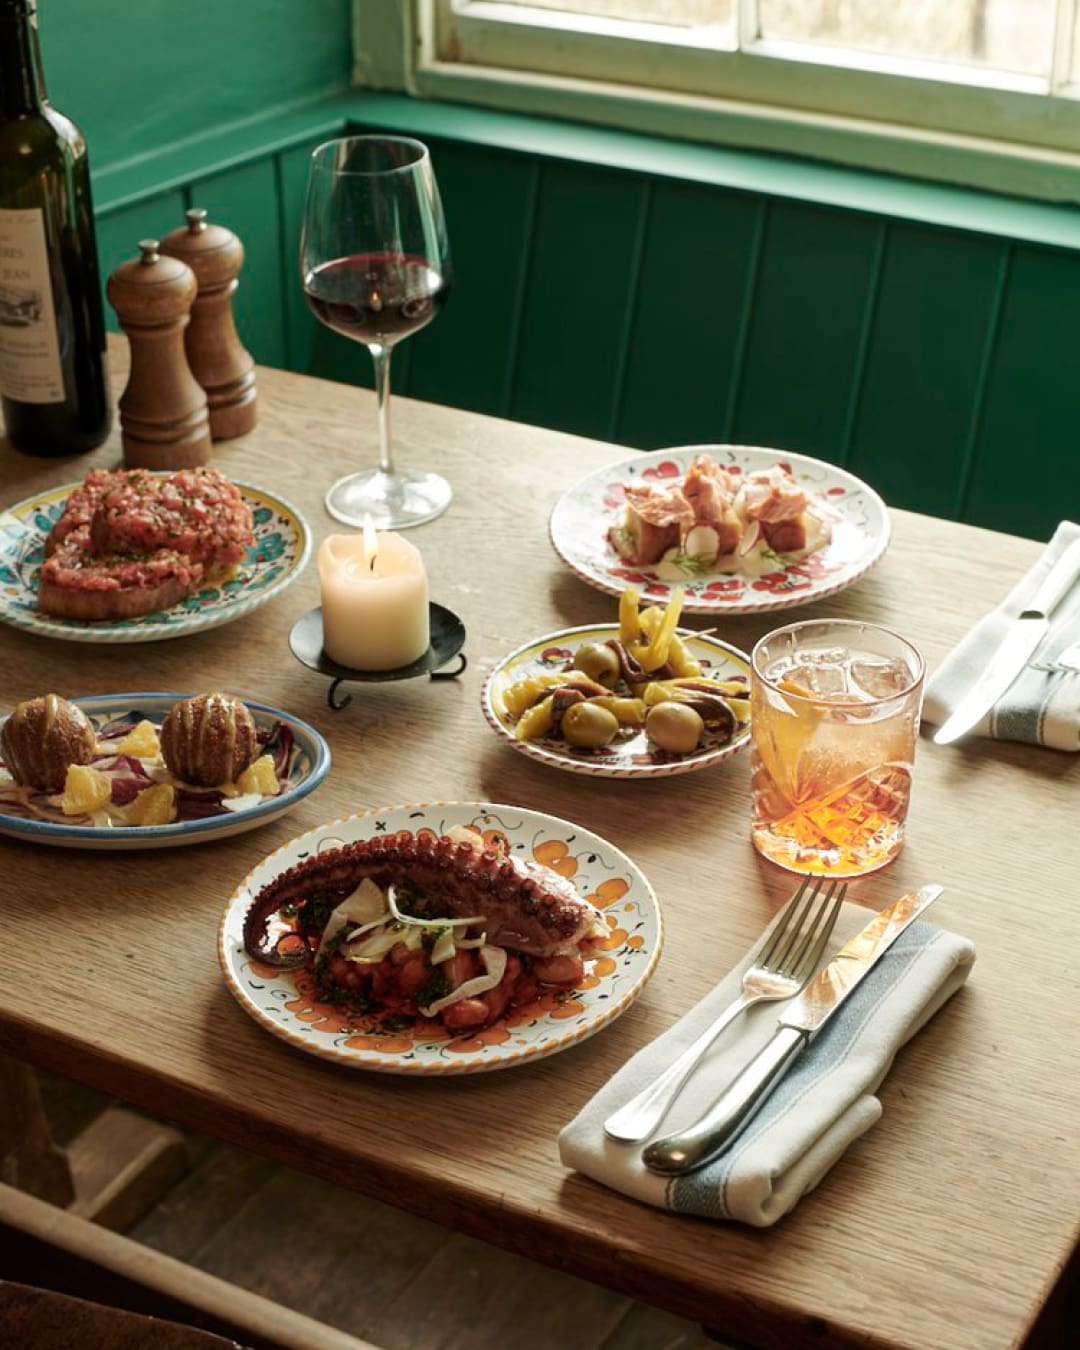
<box><xmin>738</xmin><ymin>466</ymin><xmax>810</xmax><ymax>552</ymax></box>
<box><xmin>610</xmin><ymin>483</ymin><xmax>694</xmax><ymax>566</ymax></box>
<box><xmin>682</xmin><ymin>455</ymin><xmax>743</xmax><ymax>555</ymax></box>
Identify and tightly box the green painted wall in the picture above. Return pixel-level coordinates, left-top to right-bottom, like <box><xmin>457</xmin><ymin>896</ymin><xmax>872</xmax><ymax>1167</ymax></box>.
<box><xmin>28</xmin><ymin>0</ymin><xmax>1077</xmax><ymax>541</ymax></box>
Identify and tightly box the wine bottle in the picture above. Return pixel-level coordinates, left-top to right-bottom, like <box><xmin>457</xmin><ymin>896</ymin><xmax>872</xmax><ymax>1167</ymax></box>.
<box><xmin>0</xmin><ymin>0</ymin><xmax>111</xmax><ymax>456</ymax></box>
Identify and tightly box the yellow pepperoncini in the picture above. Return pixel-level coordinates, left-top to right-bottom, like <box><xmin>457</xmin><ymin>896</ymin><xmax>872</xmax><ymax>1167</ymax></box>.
<box><xmin>631</xmin><ymin>586</ymin><xmax>685</xmax><ymax>673</ymax></box>
<box><xmin>618</xmin><ymin>586</ymin><xmax>641</xmax><ymax>647</ymax></box>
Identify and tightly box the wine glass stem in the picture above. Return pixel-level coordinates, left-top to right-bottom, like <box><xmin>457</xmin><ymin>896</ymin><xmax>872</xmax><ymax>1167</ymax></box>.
<box><xmin>370</xmin><ymin>343</ymin><xmax>394</xmax><ymax>477</ymax></box>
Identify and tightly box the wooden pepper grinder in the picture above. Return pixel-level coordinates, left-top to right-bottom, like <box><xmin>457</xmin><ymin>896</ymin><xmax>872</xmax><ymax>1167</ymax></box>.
<box><xmin>106</xmin><ymin>240</ymin><xmax>212</xmax><ymax>469</ymax></box>
<box><xmin>160</xmin><ymin>208</ymin><xmax>257</xmax><ymax>439</ymax></box>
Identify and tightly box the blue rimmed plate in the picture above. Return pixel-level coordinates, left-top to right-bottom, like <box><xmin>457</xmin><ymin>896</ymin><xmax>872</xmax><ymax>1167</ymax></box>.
<box><xmin>0</xmin><ymin>693</ymin><xmax>330</xmax><ymax>850</ymax></box>
<box><xmin>0</xmin><ymin>480</ymin><xmax>311</xmax><ymax>643</ymax></box>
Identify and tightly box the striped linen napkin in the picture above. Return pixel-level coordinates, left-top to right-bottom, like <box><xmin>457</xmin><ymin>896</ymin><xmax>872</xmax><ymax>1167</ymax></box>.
<box><xmin>559</xmin><ymin>900</ymin><xmax>974</xmax><ymax>1227</ymax></box>
<box><xmin>924</xmin><ymin>521</ymin><xmax>1080</xmax><ymax>750</ymax></box>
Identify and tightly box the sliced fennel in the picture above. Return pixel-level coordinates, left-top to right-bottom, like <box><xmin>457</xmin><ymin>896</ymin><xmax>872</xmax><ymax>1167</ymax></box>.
<box><xmin>429</xmin><ymin>928</ymin><xmax>457</xmax><ymax>965</ymax></box>
<box><xmin>221</xmin><ymin>791</ymin><xmax>263</xmax><ymax>813</ymax></box>
<box><xmin>388</xmin><ymin>885</ymin><xmax>483</xmax><ymax>930</ymax></box>
<box><xmin>315</xmin><ymin>878</ymin><xmax>390</xmax><ymax>960</ymax></box>
<box><xmin>419</xmin><ymin>946</ymin><xmax>507</xmax><ymax>1017</ymax></box>
<box><xmin>343</xmin><ymin>923</ymin><xmax>416</xmax><ymax>963</ymax></box>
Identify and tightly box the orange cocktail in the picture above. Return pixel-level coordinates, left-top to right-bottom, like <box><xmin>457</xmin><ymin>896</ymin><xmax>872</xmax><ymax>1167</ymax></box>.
<box><xmin>750</xmin><ymin>620</ymin><xmax>925</xmax><ymax>877</ymax></box>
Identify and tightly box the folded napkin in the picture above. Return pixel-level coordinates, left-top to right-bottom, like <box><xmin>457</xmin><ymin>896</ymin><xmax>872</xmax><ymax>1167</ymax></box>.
<box><xmin>924</xmin><ymin>521</ymin><xmax>1080</xmax><ymax>750</ymax></box>
<box><xmin>560</xmin><ymin>901</ymin><xmax>974</xmax><ymax>1227</ymax></box>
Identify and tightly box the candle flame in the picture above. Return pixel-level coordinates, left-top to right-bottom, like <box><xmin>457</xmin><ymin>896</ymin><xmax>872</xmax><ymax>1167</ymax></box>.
<box><xmin>362</xmin><ymin>516</ymin><xmax>378</xmax><ymax>572</ymax></box>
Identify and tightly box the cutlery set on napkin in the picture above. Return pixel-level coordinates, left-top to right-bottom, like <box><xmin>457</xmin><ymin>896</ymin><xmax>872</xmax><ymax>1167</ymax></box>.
<box><xmin>926</xmin><ymin>520</ymin><xmax>1080</xmax><ymax>750</ymax></box>
<box><xmin>561</xmin><ymin>885</ymin><xmax>975</xmax><ymax>1226</ymax></box>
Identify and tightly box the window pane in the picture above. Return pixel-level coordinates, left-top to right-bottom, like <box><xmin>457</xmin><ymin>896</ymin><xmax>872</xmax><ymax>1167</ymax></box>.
<box><xmin>759</xmin><ymin>1</ymin><xmax>1056</xmax><ymax>77</ymax></box>
<box><xmin>487</xmin><ymin>1</ymin><xmax>732</xmax><ymax>29</ymax></box>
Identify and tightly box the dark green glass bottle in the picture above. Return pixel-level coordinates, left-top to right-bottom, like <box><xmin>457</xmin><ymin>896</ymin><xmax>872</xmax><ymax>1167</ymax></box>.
<box><xmin>0</xmin><ymin>0</ymin><xmax>111</xmax><ymax>455</ymax></box>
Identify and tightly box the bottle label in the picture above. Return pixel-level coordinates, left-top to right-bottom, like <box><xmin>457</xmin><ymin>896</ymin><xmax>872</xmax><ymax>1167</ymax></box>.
<box><xmin>0</xmin><ymin>207</ymin><xmax>64</xmax><ymax>404</ymax></box>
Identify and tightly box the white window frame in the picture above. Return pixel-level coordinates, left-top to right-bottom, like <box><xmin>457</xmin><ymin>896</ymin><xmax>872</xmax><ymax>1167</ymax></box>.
<box><xmin>366</xmin><ymin>0</ymin><xmax>1080</xmax><ymax>203</ymax></box>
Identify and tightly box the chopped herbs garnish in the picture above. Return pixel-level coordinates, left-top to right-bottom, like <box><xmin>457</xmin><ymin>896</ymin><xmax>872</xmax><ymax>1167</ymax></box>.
<box><xmin>416</xmin><ymin>968</ymin><xmax>451</xmax><ymax>1008</ymax></box>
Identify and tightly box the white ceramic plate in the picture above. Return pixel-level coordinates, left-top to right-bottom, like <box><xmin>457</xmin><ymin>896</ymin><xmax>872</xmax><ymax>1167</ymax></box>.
<box><xmin>549</xmin><ymin>444</ymin><xmax>890</xmax><ymax>615</ymax></box>
<box><xmin>0</xmin><ymin>693</ymin><xmax>330</xmax><ymax>849</ymax></box>
<box><xmin>0</xmin><ymin>479</ymin><xmax>310</xmax><ymax>643</ymax></box>
<box><xmin>483</xmin><ymin>624</ymin><xmax>751</xmax><ymax>779</ymax></box>
<box><xmin>219</xmin><ymin>801</ymin><xmax>663</xmax><ymax>1075</ymax></box>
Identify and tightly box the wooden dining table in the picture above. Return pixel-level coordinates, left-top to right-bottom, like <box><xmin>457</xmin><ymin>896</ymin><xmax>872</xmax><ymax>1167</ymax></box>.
<box><xmin>1</xmin><ymin>342</ymin><xmax>1076</xmax><ymax>1350</ymax></box>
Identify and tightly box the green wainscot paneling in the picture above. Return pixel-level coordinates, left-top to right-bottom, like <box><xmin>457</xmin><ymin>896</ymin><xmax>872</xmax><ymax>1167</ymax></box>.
<box><xmin>617</xmin><ymin>183</ymin><xmax>762</xmax><ymax>449</ymax></box>
<box><xmin>965</xmin><ymin>246</ymin><xmax>1080</xmax><ymax>539</ymax></box>
<box><xmin>732</xmin><ymin>202</ymin><xmax>883</xmax><ymax>462</ymax></box>
<box><xmin>510</xmin><ymin>161</ymin><xmax>647</xmax><ymax>440</ymax></box>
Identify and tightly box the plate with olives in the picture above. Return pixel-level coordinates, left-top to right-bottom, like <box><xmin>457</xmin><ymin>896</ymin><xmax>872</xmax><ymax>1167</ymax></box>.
<box><xmin>482</xmin><ymin>624</ymin><xmax>752</xmax><ymax>779</ymax></box>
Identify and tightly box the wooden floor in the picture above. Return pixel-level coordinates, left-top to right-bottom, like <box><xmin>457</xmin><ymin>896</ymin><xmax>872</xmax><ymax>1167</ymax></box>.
<box><xmin>37</xmin><ymin>1072</ymin><xmax>721</xmax><ymax>1350</ymax></box>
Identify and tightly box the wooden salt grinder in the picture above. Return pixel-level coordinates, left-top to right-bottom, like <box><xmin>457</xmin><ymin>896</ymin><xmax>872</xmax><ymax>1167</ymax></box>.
<box><xmin>106</xmin><ymin>241</ymin><xmax>212</xmax><ymax>469</ymax></box>
<box><xmin>161</xmin><ymin>208</ymin><xmax>257</xmax><ymax>439</ymax></box>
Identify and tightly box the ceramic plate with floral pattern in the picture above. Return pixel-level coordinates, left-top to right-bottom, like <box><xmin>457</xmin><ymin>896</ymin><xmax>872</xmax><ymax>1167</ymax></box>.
<box><xmin>0</xmin><ymin>480</ymin><xmax>310</xmax><ymax>643</ymax></box>
<box><xmin>483</xmin><ymin>625</ymin><xmax>751</xmax><ymax>779</ymax></box>
<box><xmin>549</xmin><ymin>445</ymin><xmax>890</xmax><ymax>615</ymax></box>
<box><xmin>219</xmin><ymin>802</ymin><xmax>662</xmax><ymax>1075</ymax></box>
<box><xmin>0</xmin><ymin>693</ymin><xmax>330</xmax><ymax>850</ymax></box>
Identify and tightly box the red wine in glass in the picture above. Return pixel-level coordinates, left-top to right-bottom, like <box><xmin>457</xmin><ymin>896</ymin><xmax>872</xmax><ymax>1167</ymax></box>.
<box><xmin>304</xmin><ymin>253</ymin><xmax>450</xmax><ymax>345</ymax></box>
<box><xmin>299</xmin><ymin>135</ymin><xmax>454</xmax><ymax>529</ymax></box>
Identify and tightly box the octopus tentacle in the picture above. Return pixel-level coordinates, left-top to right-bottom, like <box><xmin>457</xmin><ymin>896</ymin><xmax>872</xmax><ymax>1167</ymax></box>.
<box><xmin>242</xmin><ymin>830</ymin><xmax>600</xmax><ymax>968</ymax></box>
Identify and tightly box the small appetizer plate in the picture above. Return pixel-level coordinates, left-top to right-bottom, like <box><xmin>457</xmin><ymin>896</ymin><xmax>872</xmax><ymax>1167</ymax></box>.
<box><xmin>483</xmin><ymin>624</ymin><xmax>752</xmax><ymax>779</ymax></box>
<box><xmin>0</xmin><ymin>480</ymin><xmax>311</xmax><ymax>643</ymax></box>
<box><xmin>550</xmin><ymin>444</ymin><xmax>890</xmax><ymax>616</ymax></box>
<box><xmin>219</xmin><ymin>801</ymin><xmax>663</xmax><ymax>1076</ymax></box>
<box><xmin>0</xmin><ymin>694</ymin><xmax>330</xmax><ymax>850</ymax></box>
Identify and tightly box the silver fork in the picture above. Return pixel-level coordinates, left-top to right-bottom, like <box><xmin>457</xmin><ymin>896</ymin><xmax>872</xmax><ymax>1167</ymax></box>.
<box><xmin>603</xmin><ymin>876</ymin><xmax>845</xmax><ymax>1143</ymax></box>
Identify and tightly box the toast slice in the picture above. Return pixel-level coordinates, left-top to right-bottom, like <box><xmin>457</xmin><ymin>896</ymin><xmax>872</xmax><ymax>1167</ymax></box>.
<box><xmin>38</xmin><ymin>526</ymin><xmax>205</xmax><ymax>622</ymax></box>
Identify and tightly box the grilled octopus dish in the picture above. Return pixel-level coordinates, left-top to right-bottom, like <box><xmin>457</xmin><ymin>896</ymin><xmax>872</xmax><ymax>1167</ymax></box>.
<box><xmin>243</xmin><ymin>826</ymin><xmax>608</xmax><ymax>1033</ymax></box>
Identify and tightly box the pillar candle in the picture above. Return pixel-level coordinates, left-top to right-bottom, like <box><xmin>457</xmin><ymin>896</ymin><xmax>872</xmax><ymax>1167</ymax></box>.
<box><xmin>317</xmin><ymin>523</ymin><xmax>430</xmax><ymax>671</ymax></box>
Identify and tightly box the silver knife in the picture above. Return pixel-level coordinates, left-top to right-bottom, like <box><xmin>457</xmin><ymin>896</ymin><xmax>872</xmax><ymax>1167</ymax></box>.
<box><xmin>642</xmin><ymin>884</ymin><xmax>943</xmax><ymax>1176</ymax></box>
<box><xmin>933</xmin><ymin>538</ymin><xmax>1080</xmax><ymax>746</ymax></box>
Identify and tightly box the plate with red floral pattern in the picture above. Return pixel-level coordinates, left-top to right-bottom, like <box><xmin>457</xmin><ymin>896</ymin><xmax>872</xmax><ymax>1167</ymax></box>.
<box><xmin>549</xmin><ymin>444</ymin><xmax>890</xmax><ymax>615</ymax></box>
<box><xmin>219</xmin><ymin>801</ymin><xmax>662</xmax><ymax>1075</ymax></box>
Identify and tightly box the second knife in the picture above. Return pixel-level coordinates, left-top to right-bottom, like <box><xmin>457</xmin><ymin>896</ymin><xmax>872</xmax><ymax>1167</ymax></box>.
<box><xmin>642</xmin><ymin>883</ymin><xmax>943</xmax><ymax>1176</ymax></box>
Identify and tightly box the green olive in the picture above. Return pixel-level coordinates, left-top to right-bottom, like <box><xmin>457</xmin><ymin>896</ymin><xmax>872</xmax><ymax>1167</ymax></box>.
<box><xmin>571</xmin><ymin>642</ymin><xmax>620</xmax><ymax>689</ymax></box>
<box><xmin>561</xmin><ymin>701</ymin><xmax>619</xmax><ymax>749</ymax></box>
<box><xmin>646</xmin><ymin>702</ymin><xmax>704</xmax><ymax>754</ymax></box>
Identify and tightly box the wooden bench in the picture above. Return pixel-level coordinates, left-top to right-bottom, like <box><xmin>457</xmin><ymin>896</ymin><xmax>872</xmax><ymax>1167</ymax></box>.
<box><xmin>0</xmin><ymin>1183</ymin><xmax>379</xmax><ymax>1350</ymax></box>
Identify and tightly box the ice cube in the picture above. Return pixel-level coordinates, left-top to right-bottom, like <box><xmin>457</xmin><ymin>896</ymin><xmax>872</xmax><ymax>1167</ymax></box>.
<box><xmin>784</xmin><ymin>660</ymin><xmax>848</xmax><ymax>697</ymax></box>
<box><xmin>850</xmin><ymin>658</ymin><xmax>911</xmax><ymax>701</ymax></box>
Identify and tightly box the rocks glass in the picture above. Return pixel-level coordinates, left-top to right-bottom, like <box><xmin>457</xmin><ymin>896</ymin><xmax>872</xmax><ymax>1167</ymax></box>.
<box><xmin>750</xmin><ymin>619</ymin><xmax>925</xmax><ymax>877</ymax></box>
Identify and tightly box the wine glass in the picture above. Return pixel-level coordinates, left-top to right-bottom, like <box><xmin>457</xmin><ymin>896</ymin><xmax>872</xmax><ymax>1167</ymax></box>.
<box><xmin>300</xmin><ymin>136</ymin><xmax>453</xmax><ymax>529</ymax></box>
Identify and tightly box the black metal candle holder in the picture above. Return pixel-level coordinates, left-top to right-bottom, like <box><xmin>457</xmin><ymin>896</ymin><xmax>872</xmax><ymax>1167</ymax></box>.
<box><xmin>289</xmin><ymin>604</ymin><xmax>467</xmax><ymax>710</ymax></box>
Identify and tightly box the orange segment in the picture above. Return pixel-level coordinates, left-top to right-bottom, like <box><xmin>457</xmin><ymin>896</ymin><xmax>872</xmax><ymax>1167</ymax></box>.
<box><xmin>751</xmin><ymin>685</ymin><xmax>823</xmax><ymax>806</ymax></box>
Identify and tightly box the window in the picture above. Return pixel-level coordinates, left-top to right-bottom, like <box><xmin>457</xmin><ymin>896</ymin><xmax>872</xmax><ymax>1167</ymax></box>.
<box><xmin>412</xmin><ymin>1</ymin><xmax>1080</xmax><ymax>200</ymax></box>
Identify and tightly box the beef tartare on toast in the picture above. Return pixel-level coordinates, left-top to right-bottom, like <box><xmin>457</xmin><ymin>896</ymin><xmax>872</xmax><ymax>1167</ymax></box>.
<box><xmin>88</xmin><ymin>468</ymin><xmax>252</xmax><ymax>565</ymax></box>
<box><xmin>38</xmin><ymin>468</ymin><xmax>254</xmax><ymax>622</ymax></box>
